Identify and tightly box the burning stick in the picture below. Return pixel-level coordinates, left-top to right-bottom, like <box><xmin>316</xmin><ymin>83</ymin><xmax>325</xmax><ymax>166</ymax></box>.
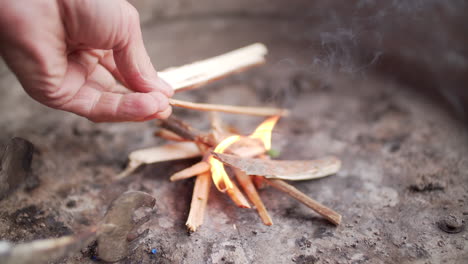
<box><xmin>159</xmin><ymin>43</ymin><xmax>267</xmax><ymax>92</ymax></box>
<box><xmin>160</xmin><ymin>117</ymin><xmax>267</xmax><ymax>158</ymax></box>
<box><xmin>225</xmin><ymin>181</ymin><xmax>251</xmax><ymax>208</ymax></box>
<box><xmin>160</xmin><ymin>118</ymin><xmax>251</xmax><ymax>208</ymax></box>
<box><xmin>266</xmin><ymin>179</ymin><xmax>342</xmax><ymax>225</ymax></box>
<box><xmin>186</xmin><ymin>172</ymin><xmax>212</xmax><ymax>232</ymax></box>
<box><xmin>169</xmin><ymin>99</ymin><xmax>290</xmax><ymax>117</ymax></box>
<box><xmin>170</xmin><ymin>161</ymin><xmax>211</xmax><ymax>181</ymax></box>
<box><xmin>234</xmin><ymin>169</ymin><xmax>272</xmax><ymax>225</ymax></box>
<box><xmin>229</xmin><ymin>139</ymin><xmax>266</xmax><ymax>158</ymax></box>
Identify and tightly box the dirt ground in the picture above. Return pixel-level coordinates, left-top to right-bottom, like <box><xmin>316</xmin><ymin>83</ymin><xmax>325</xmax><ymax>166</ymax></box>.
<box><xmin>0</xmin><ymin>1</ymin><xmax>467</xmax><ymax>263</ymax></box>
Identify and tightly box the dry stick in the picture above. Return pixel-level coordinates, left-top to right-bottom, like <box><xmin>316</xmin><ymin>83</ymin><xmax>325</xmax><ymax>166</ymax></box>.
<box><xmin>161</xmin><ymin>118</ymin><xmax>267</xmax><ymax>158</ymax></box>
<box><xmin>117</xmin><ymin>142</ymin><xmax>200</xmax><ymax>180</ymax></box>
<box><xmin>230</xmin><ymin>144</ymin><xmax>266</xmax><ymax>159</ymax></box>
<box><xmin>251</xmin><ymin>175</ymin><xmax>268</xmax><ymax>190</ymax></box>
<box><xmin>209</xmin><ymin>112</ymin><xmax>251</xmax><ymax>209</ymax></box>
<box><xmin>159</xmin><ymin>43</ymin><xmax>267</xmax><ymax>93</ymax></box>
<box><xmin>265</xmin><ymin>179</ymin><xmax>342</xmax><ymax>226</ymax></box>
<box><xmin>226</xmin><ymin>182</ymin><xmax>251</xmax><ymax>208</ymax></box>
<box><xmin>186</xmin><ymin>171</ymin><xmax>212</xmax><ymax>232</ymax></box>
<box><xmin>234</xmin><ymin>169</ymin><xmax>272</xmax><ymax>225</ymax></box>
<box><xmin>154</xmin><ymin>129</ymin><xmax>187</xmax><ymax>142</ymax></box>
<box><xmin>209</xmin><ymin>112</ymin><xmax>228</xmax><ymax>143</ymax></box>
<box><xmin>169</xmin><ymin>99</ymin><xmax>289</xmax><ymax>117</ymax></box>
<box><xmin>170</xmin><ymin>161</ymin><xmax>211</xmax><ymax>181</ymax></box>
<box><xmin>160</xmin><ymin>117</ymin><xmax>216</xmax><ymax>146</ymax></box>
<box><xmin>115</xmin><ymin>161</ymin><xmax>143</xmax><ymax>180</ymax></box>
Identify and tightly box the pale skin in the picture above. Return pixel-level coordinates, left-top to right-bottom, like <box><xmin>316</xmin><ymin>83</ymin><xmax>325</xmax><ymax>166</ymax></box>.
<box><xmin>0</xmin><ymin>0</ymin><xmax>173</xmax><ymax>122</ymax></box>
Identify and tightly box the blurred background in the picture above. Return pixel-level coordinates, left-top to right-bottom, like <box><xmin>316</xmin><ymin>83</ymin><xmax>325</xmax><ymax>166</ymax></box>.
<box><xmin>129</xmin><ymin>0</ymin><xmax>468</xmax><ymax>121</ymax></box>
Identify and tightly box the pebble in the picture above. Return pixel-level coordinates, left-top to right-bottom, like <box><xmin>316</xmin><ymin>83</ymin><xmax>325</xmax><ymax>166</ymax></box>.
<box><xmin>438</xmin><ymin>215</ymin><xmax>465</xmax><ymax>234</ymax></box>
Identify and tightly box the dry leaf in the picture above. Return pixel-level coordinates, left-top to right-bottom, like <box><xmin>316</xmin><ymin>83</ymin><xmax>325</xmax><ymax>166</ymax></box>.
<box><xmin>212</xmin><ymin>153</ymin><xmax>341</xmax><ymax>181</ymax></box>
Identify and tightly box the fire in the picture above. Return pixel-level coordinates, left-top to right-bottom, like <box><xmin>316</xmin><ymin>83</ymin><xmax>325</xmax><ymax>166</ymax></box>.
<box><xmin>249</xmin><ymin>116</ymin><xmax>279</xmax><ymax>150</ymax></box>
<box><xmin>210</xmin><ymin>116</ymin><xmax>279</xmax><ymax>192</ymax></box>
<box><xmin>210</xmin><ymin>135</ymin><xmax>240</xmax><ymax>192</ymax></box>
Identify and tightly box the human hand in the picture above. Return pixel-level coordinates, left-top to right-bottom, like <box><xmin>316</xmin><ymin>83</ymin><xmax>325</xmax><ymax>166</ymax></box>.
<box><xmin>0</xmin><ymin>0</ymin><xmax>173</xmax><ymax>122</ymax></box>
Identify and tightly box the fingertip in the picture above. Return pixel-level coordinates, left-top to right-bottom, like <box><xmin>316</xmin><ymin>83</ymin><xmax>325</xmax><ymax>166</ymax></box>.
<box><xmin>114</xmin><ymin>93</ymin><xmax>157</xmax><ymax>121</ymax></box>
<box><xmin>149</xmin><ymin>91</ymin><xmax>169</xmax><ymax>112</ymax></box>
<box><xmin>138</xmin><ymin>106</ymin><xmax>172</xmax><ymax>122</ymax></box>
<box><xmin>155</xmin><ymin>106</ymin><xmax>172</xmax><ymax>119</ymax></box>
<box><xmin>156</xmin><ymin>76</ymin><xmax>174</xmax><ymax>97</ymax></box>
<box><xmin>128</xmin><ymin>92</ymin><xmax>171</xmax><ymax>121</ymax></box>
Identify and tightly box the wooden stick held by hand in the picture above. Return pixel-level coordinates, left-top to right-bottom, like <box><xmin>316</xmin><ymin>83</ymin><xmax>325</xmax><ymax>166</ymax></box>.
<box><xmin>159</xmin><ymin>43</ymin><xmax>267</xmax><ymax>92</ymax></box>
<box><xmin>169</xmin><ymin>99</ymin><xmax>289</xmax><ymax>117</ymax></box>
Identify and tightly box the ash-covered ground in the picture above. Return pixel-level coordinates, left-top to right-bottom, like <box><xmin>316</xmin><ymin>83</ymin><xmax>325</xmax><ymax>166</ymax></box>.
<box><xmin>0</xmin><ymin>1</ymin><xmax>467</xmax><ymax>263</ymax></box>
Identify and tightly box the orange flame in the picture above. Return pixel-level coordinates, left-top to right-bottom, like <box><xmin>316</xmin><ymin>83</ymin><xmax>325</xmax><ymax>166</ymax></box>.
<box><xmin>210</xmin><ymin>135</ymin><xmax>240</xmax><ymax>192</ymax></box>
<box><xmin>249</xmin><ymin>116</ymin><xmax>279</xmax><ymax>150</ymax></box>
<box><xmin>210</xmin><ymin>116</ymin><xmax>280</xmax><ymax>192</ymax></box>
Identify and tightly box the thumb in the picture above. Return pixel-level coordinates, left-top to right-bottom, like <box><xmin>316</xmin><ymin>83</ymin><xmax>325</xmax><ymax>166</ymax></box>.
<box><xmin>59</xmin><ymin>0</ymin><xmax>173</xmax><ymax>96</ymax></box>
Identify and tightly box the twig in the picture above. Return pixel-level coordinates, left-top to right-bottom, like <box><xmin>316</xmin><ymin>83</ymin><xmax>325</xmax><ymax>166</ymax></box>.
<box><xmin>169</xmin><ymin>98</ymin><xmax>289</xmax><ymax>117</ymax></box>
<box><xmin>154</xmin><ymin>129</ymin><xmax>187</xmax><ymax>142</ymax></box>
<box><xmin>251</xmin><ymin>175</ymin><xmax>268</xmax><ymax>190</ymax></box>
<box><xmin>159</xmin><ymin>117</ymin><xmax>200</xmax><ymax>141</ymax></box>
<box><xmin>226</xmin><ymin>182</ymin><xmax>251</xmax><ymax>208</ymax></box>
<box><xmin>186</xmin><ymin>172</ymin><xmax>212</xmax><ymax>232</ymax></box>
<box><xmin>160</xmin><ymin>116</ymin><xmax>267</xmax><ymax>158</ymax></box>
<box><xmin>159</xmin><ymin>43</ymin><xmax>267</xmax><ymax>92</ymax></box>
<box><xmin>265</xmin><ymin>179</ymin><xmax>342</xmax><ymax>225</ymax></box>
<box><xmin>234</xmin><ymin>169</ymin><xmax>272</xmax><ymax>225</ymax></box>
<box><xmin>128</xmin><ymin>142</ymin><xmax>201</xmax><ymax>165</ymax></box>
<box><xmin>229</xmin><ymin>143</ymin><xmax>266</xmax><ymax>158</ymax></box>
<box><xmin>170</xmin><ymin>161</ymin><xmax>211</xmax><ymax>181</ymax></box>
<box><xmin>210</xmin><ymin>112</ymin><xmax>230</xmax><ymax>143</ymax></box>
<box><xmin>115</xmin><ymin>161</ymin><xmax>142</xmax><ymax>180</ymax></box>
<box><xmin>160</xmin><ymin>117</ymin><xmax>216</xmax><ymax>146</ymax></box>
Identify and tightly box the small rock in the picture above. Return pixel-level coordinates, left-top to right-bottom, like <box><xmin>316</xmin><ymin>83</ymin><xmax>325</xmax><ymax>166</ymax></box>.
<box><xmin>66</xmin><ymin>200</ymin><xmax>77</xmax><ymax>208</ymax></box>
<box><xmin>0</xmin><ymin>138</ymin><xmax>37</xmax><ymax>199</ymax></box>
<box><xmin>409</xmin><ymin>175</ymin><xmax>446</xmax><ymax>192</ymax></box>
<box><xmin>437</xmin><ymin>215</ymin><xmax>465</xmax><ymax>234</ymax></box>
